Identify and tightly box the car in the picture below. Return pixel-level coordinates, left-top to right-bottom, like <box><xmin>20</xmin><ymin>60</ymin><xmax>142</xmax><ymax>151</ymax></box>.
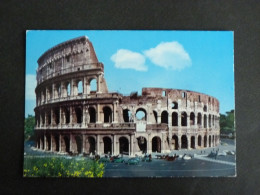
<box><xmin>112</xmin><ymin>157</ymin><xmax>125</xmax><ymax>163</ymax></box>
<box><xmin>99</xmin><ymin>157</ymin><xmax>111</xmax><ymax>163</ymax></box>
<box><xmin>126</xmin><ymin>158</ymin><xmax>139</xmax><ymax>165</ymax></box>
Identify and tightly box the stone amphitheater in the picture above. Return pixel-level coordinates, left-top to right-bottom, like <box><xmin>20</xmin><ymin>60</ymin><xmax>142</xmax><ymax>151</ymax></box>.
<box><xmin>34</xmin><ymin>36</ymin><xmax>220</xmax><ymax>156</ymax></box>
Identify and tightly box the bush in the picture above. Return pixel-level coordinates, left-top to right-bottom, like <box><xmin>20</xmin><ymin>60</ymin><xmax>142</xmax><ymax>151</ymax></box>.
<box><xmin>23</xmin><ymin>156</ymin><xmax>104</xmax><ymax>178</ymax></box>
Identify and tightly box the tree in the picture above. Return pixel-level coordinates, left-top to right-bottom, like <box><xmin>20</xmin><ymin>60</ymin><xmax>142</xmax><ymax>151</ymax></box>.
<box><xmin>220</xmin><ymin>109</ymin><xmax>235</xmax><ymax>134</ymax></box>
<box><xmin>24</xmin><ymin>115</ymin><xmax>35</xmax><ymax>141</ymax></box>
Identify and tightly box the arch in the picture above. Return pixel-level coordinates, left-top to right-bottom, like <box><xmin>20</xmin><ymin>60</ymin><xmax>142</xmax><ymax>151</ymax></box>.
<box><xmin>119</xmin><ymin>137</ymin><xmax>129</xmax><ymax>154</ymax></box>
<box><xmin>191</xmin><ymin>136</ymin><xmax>195</xmax><ymax>149</ymax></box>
<box><xmin>77</xmin><ymin>80</ymin><xmax>83</xmax><ymax>95</ymax></box>
<box><xmin>190</xmin><ymin>112</ymin><xmax>195</xmax><ymax>126</ymax></box>
<box><xmin>41</xmin><ymin>112</ymin><xmax>45</xmax><ymax>125</ymax></box>
<box><xmin>209</xmin><ymin>135</ymin><xmax>212</xmax><ymax>147</ymax></box>
<box><xmin>54</xmin><ymin>135</ymin><xmax>59</xmax><ymax>152</ymax></box>
<box><xmin>88</xmin><ymin>107</ymin><xmax>96</xmax><ymax>123</ymax></box>
<box><xmin>40</xmin><ymin>135</ymin><xmax>44</xmax><ymax>150</ymax></box>
<box><xmin>153</xmin><ymin>111</ymin><xmax>158</xmax><ymax>123</ymax></box>
<box><xmin>172</xmin><ymin>101</ymin><xmax>178</xmax><ymax>109</ymax></box>
<box><xmin>198</xmin><ymin>135</ymin><xmax>202</xmax><ymax>147</ymax></box>
<box><xmin>172</xmin><ymin>112</ymin><xmax>178</xmax><ymax>126</ymax></box>
<box><xmin>172</xmin><ymin>135</ymin><xmax>178</xmax><ymax>150</ymax></box>
<box><xmin>64</xmin><ymin>107</ymin><xmax>70</xmax><ymax>124</ymax></box>
<box><xmin>209</xmin><ymin>115</ymin><xmax>212</xmax><ymax>127</ymax></box>
<box><xmin>123</xmin><ymin>109</ymin><xmax>131</xmax><ymax>122</ymax></box>
<box><xmin>181</xmin><ymin>135</ymin><xmax>188</xmax><ymax>149</ymax></box>
<box><xmin>137</xmin><ymin>136</ymin><xmax>147</xmax><ymax>153</ymax></box>
<box><xmin>204</xmin><ymin>114</ymin><xmax>207</xmax><ymax>128</ymax></box>
<box><xmin>152</xmin><ymin>136</ymin><xmax>161</xmax><ymax>153</ymax></box>
<box><xmin>75</xmin><ymin>107</ymin><xmax>82</xmax><ymax>123</ymax></box>
<box><xmin>212</xmin><ymin>115</ymin><xmax>215</xmax><ymax>126</ymax></box>
<box><xmin>64</xmin><ymin>136</ymin><xmax>70</xmax><ymax>153</ymax></box>
<box><xmin>90</xmin><ymin>78</ymin><xmax>97</xmax><ymax>91</ymax></box>
<box><xmin>204</xmin><ymin>135</ymin><xmax>207</xmax><ymax>147</ymax></box>
<box><xmin>103</xmin><ymin>106</ymin><xmax>112</xmax><ymax>123</ymax></box>
<box><xmin>56</xmin><ymin>83</ymin><xmax>61</xmax><ymax>98</ymax></box>
<box><xmin>197</xmin><ymin>113</ymin><xmax>202</xmax><ymax>126</ymax></box>
<box><xmin>181</xmin><ymin>112</ymin><xmax>187</xmax><ymax>126</ymax></box>
<box><xmin>203</xmin><ymin>105</ymin><xmax>207</xmax><ymax>112</ymax></box>
<box><xmin>66</xmin><ymin>82</ymin><xmax>71</xmax><ymax>96</ymax></box>
<box><xmin>47</xmin><ymin>110</ymin><xmax>51</xmax><ymax>125</ymax></box>
<box><xmin>103</xmin><ymin>137</ymin><xmax>112</xmax><ymax>154</ymax></box>
<box><xmin>161</xmin><ymin>111</ymin><xmax>168</xmax><ymax>124</ymax></box>
<box><xmin>75</xmin><ymin>135</ymin><xmax>83</xmax><ymax>154</ymax></box>
<box><xmin>54</xmin><ymin>107</ymin><xmax>60</xmax><ymax>125</ymax></box>
<box><xmin>87</xmin><ymin>136</ymin><xmax>96</xmax><ymax>154</ymax></box>
<box><xmin>46</xmin><ymin>135</ymin><xmax>51</xmax><ymax>151</ymax></box>
<box><xmin>136</xmin><ymin>108</ymin><xmax>147</xmax><ymax>121</ymax></box>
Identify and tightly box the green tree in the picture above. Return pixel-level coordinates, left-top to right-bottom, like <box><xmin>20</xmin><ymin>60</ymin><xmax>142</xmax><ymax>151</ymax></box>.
<box><xmin>220</xmin><ymin>109</ymin><xmax>235</xmax><ymax>134</ymax></box>
<box><xmin>24</xmin><ymin>115</ymin><xmax>35</xmax><ymax>141</ymax></box>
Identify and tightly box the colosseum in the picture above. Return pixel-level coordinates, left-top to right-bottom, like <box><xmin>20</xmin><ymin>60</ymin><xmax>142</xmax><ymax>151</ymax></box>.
<box><xmin>34</xmin><ymin>36</ymin><xmax>220</xmax><ymax>156</ymax></box>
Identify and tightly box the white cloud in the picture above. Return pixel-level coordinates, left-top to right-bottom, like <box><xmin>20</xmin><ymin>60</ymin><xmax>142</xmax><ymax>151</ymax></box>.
<box><xmin>26</xmin><ymin>74</ymin><xmax>36</xmax><ymax>100</ymax></box>
<box><xmin>111</xmin><ymin>49</ymin><xmax>147</xmax><ymax>71</ymax></box>
<box><xmin>144</xmin><ymin>41</ymin><xmax>191</xmax><ymax>70</ymax></box>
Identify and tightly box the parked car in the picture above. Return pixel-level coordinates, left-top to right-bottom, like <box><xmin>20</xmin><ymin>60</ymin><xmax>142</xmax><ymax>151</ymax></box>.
<box><xmin>99</xmin><ymin>157</ymin><xmax>111</xmax><ymax>163</ymax></box>
<box><xmin>126</xmin><ymin>158</ymin><xmax>140</xmax><ymax>165</ymax></box>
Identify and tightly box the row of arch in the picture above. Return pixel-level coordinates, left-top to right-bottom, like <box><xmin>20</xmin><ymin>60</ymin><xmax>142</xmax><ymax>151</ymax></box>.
<box><xmin>36</xmin><ymin>78</ymin><xmax>97</xmax><ymax>106</ymax></box>
<box><xmin>36</xmin><ymin>133</ymin><xmax>219</xmax><ymax>155</ymax></box>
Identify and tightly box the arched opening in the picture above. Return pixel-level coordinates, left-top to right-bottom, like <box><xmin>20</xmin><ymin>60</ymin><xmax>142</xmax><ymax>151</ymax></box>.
<box><xmin>46</xmin><ymin>135</ymin><xmax>51</xmax><ymax>151</ymax></box>
<box><xmin>54</xmin><ymin>107</ymin><xmax>60</xmax><ymax>125</ymax></box>
<box><xmin>87</xmin><ymin>137</ymin><xmax>96</xmax><ymax>154</ymax></box>
<box><xmin>64</xmin><ymin>136</ymin><xmax>70</xmax><ymax>153</ymax></box>
<box><xmin>172</xmin><ymin>135</ymin><xmax>178</xmax><ymax>150</ymax></box>
<box><xmin>77</xmin><ymin>80</ymin><xmax>83</xmax><ymax>95</ymax></box>
<box><xmin>198</xmin><ymin>135</ymin><xmax>202</xmax><ymax>147</ymax></box>
<box><xmin>88</xmin><ymin>107</ymin><xmax>96</xmax><ymax>123</ymax></box>
<box><xmin>204</xmin><ymin>135</ymin><xmax>207</xmax><ymax>147</ymax></box>
<box><xmin>103</xmin><ymin>137</ymin><xmax>112</xmax><ymax>154</ymax></box>
<box><xmin>41</xmin><ymin>112</ymin><xmax>45</xmax><ymax>126</ymax></box>
<box><xmin>190</xmin><ymin>112</ymin><xmax>195</xmax><ymax>126</ymax></box>
<box><xmin>172</xmin><ymin>112</ymin><xmax>178</xmax><ymax>126</ymax></box>
<box><xmin>75</xmin><ymin>135</ymin><xmax>83</xmax><ymax>154</ymax></box>
<box><xmin>203</xmin><ymin>105</ymin><xmax>207</xmax><ymax>112</ymax></box>
<box><xmin>137</xmin><ymin>137</ymin><xmax>147</xmax><ymax>153</ymax></box>
<box><xmin>212</xmin><ymin>115</ymin><xmax>215</xmax><ymax>126</ymax></box>
<box><xmin>161</xmin><ymin>111</ymin><xmax>168</xmax><ymax>124</ymax></box>
<box><xmin>64</xmin><ymin>107</ymin><xmax>70</xmax><ymax>124</ymax></box>
<box><xmin>55</xmin><ymin>84</ymin><xmax>61</xmax><ymax>98</ymax></box>
<box><xmin>66</xmin><ymin>82</ymin><xmax>71</xmax><ymax>96</ymax></box>
<box><xmin>153</xmin><ymin>111</ymin><xmax>158</xmax><ymax>123</ymax></box>
<box><xmin>47</xmin><ymin>110</ymin><xmax>51</xmax><ymax>125</ymax></box>
<box><xmin>209</xmin><ymin>115</ymin><xmax>211</xmax><ymax>127</ymax></box>
<box><xmin>209</xmin><ymin>135</ymin><xmax>211</xmax><ymax>147</ymax></box>
<box><xmin>75</xmin><ymin>107</ymin><xmax>82</xmax><ymax>124</ymax></box>
<box><xmin>41</xmin><ymin>135</ymin><xmax>44</xmax><ymax>150</ymax></box>
<box><xmin>197</xmin><ymin>113</ymin><xmax>202</xmax><ymax>126</ymax></box>
<box><xmin>90</xmin><ymin>79</ymin><xmax>97</xmax><ymax>92</ymax></box>
<box><xmin>172</xmin><ymin>101</ymin><xmax>178</xmax><ymax>109</ymax></box>
<box><xmin>152</xmin><ymin>136</ymin><xmax>161</xmax><ymax>153</ymax></box>
<box><xmin>181</xmin><ymin>112</ymin><xmax>187</xmax><ymax>126</ymax></box>
<box><xmin>103</xmin><ymin>106</ymin><xmax>112</xmax><ymax>123</ymax></box>
<box><xmin>119</xmin><ymin>137</ymin><xmax>129</xmax><ymax>155</ymax></box>
<box><xmin>136</xmin><ymin>108</ymin><xmax>146</xmax><ymax>121</ymax></box>
<box><xmin>54</xmin><ymin>135</ymin><xmax>59</xmax><ymax>152</ymax></box>
<box><xmin>204</xmin><ymin>114</ymin><xmax>207</xmax><ymax>128</ymax></box>
<box><xmin>191</xmin><ymin>136</ymin><xmax>195</xmax><ymax>149</ymax></box>
<box><xmin>181</xmin><ymin>135</ymin><xmax>188</xmax><ymax>149</ymax></box>
<box><xmin>123</xmin><ymin>109</ymin><xmax>131</xmax><ymax>122</ymax></box>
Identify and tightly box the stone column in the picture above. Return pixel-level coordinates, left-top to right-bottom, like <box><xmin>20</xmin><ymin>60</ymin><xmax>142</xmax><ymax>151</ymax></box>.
<box><xmin>201</xmin><ymin>136</ymin><xmax>204</xmax><ymax>148</ymax></box>
<box><xmin>50</xmin><ymin>134</ymin><xmax>53</xmax><ymax>151</ymax></box>
<box><xmin>59</xmin><ymin>134</ymin><xmax>62</xmax><ymax>152</ymax></box>
<box><xmin>70</xmin><ymin>134</ymin><xmax>72</xmax><ymax>152</ymax></box>
<box><xmin>59</xmin><ymin>107</ymin><xmax>62</xmax><ymax>127</ymax></box>
<box><xmin>70</xmin><ymin>106</ymin><xmax>73</xmax><ymax>125</ymax></box>
<box><xmin>130</xmin><ymin>134</ymin><xmax>134</xmax><ymax>156</ymax></box>
<box><xmin>82</xmin><ymin>134</ymin><xmax>86</xmax><ymax>153</ymax></box>
<box><xmin>194</xmin><ymin>113</ymin><xmax>198</xmax><ymax>128</ymax></box>
<box><xmin>113</xmin><ymin>135</ymin><xmax>117</xmax><ymax>155</ymax></box>
<box><xmin>97</xmin><ymin>74</ymin><xmax>100</xmax><ymax>93</ymax></box>
<box><xmin>71</xmin><ymin>79</ymin><xmax>74</xmax><ymax>96</ymax></box>
<box><xmin>44</xmin><ymin>134</ymin><xmax>47</xmax><ymax>150</ymax></box>
<box><xmin>147</xmin><ymin>134</ymin><xmax>152</xmax><ymax>154</ymax></box>
<box><xmin>83</xmin><ymin>77</ymin><xmax>87</xmax><ymax>95</ymax></box>
<box><xmin>187</xmin><ymin>114</ymin><xmax>190</xmax><ymax>128</ymax></box>
<box><xmin>96</xmin><ymin>135</ymin><xmax>100</xmax><ymax>155</ymax></box>
<box><xmin>51</xmin><ymin>108</ymin><xmax>54</xmax><ymax>126</ymax></box>
<box><xmin>158</xmin><ymin>114</ymin><xmax>161</xmax><ymax>124</ymax></box>
<box><xmin>178</xmin><ymin>112</ymin><xmax>181</xmax><ymax>127</ymax></box>
<box><xmin>52</xmin><ymin>83</ymin><xmax>56</xmax><ymax>100</ymax></box>
<box><xmin>178</xmin><ymin>136</ymin><xmax>182</xmax><ymax>149</ymax></box>
<box><xmin>195</xmin><ymin>135</ymin><xmax>198</xmax><ymax>149</ymax></box>
<box><xmin>187</xmin><ymin>136</ymin><xmax>190</xmax><ymax>150</ymax></box>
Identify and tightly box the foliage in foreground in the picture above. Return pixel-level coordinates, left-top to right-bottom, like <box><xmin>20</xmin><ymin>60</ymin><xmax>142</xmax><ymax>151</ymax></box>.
<box><xmin>23</xmin><ymin>157</ymin><xmax>104</xmax><ymax>178</ymax></box>
<box><xmin>220</xmin><ymin>109</ymin><xmax>235</xmax><ymax>134</ymax></box>
<box><xmin>24</xmin><ymin>115</ymin><xmax>35</xmax><ymax>141</ymax></box>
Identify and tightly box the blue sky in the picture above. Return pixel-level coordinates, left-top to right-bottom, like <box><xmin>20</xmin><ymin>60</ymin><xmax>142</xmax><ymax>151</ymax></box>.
<box><xmin>25</xmin><ymin>30</ymin><xmax>234</xmax><ymax>116</ymax></box>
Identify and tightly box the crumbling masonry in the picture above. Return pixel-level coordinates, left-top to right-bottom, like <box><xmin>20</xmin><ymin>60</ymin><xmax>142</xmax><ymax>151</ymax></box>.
<box><xmin>34</xmin><ymin>36</ymin><xmax>220</xmax><ymax>156</ymax></box>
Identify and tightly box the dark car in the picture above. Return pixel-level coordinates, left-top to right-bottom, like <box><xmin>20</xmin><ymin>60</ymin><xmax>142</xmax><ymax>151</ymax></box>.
<box><xmin>112</xmin><ymin>157</ymin><xmax>125</xmax><ymax>163</ymax></box>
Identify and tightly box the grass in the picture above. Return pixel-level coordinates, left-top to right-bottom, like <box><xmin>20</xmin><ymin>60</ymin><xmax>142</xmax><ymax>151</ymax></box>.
<box><xmin>23</xmin><ymin>156</ymin><xmax>105</xmax><ymax>178</ymax></box>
